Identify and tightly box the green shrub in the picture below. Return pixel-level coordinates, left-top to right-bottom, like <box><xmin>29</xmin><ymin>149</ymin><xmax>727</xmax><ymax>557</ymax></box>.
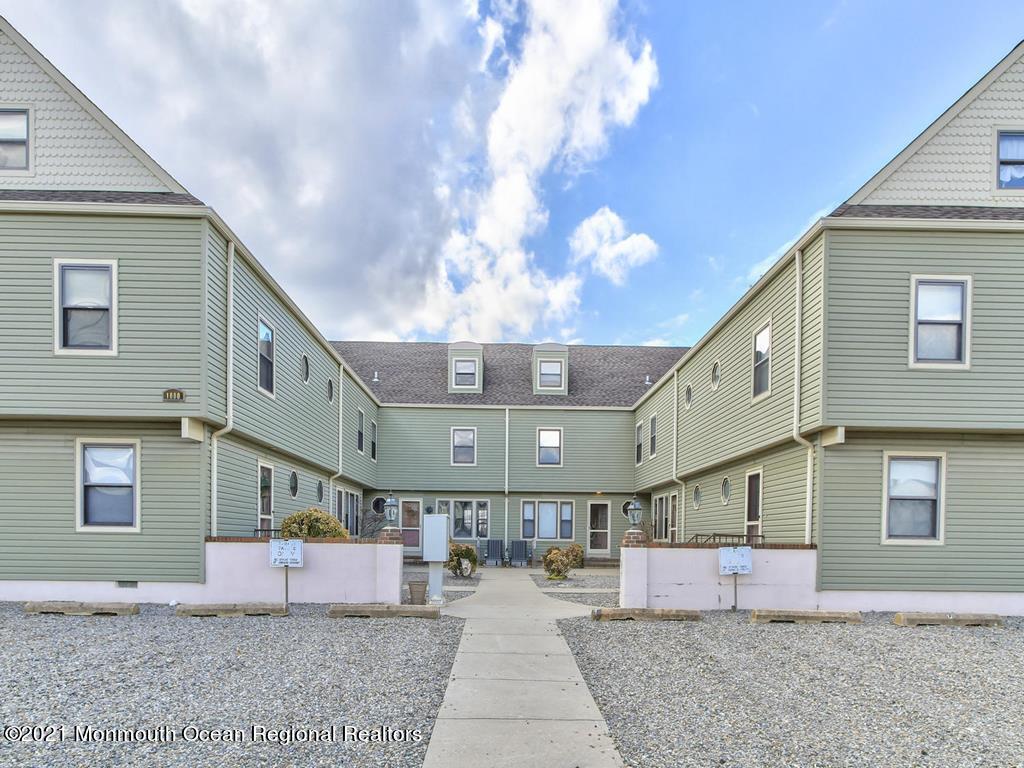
<box><xmin>541</xmin><ymin>546</ymin><xmax>562</xmax><ymax>574</ymax></box>
<box><xmin>563</xmin><ymin>543</ymin><xmax>584</xmax><ymax>569</ymax></box>
<box><xmin>446</xmin><ymin>542</ymin><xmax>478</xmax><ymax>577</ymax></box>
<box><xmin>545</xmin><ymin>550</ymin><xmax>571</xmax><ymax>580</ymax></box>
<box><xmin>280</xmin><ymin>507</ymin><xmax>348</xmax><ymax>539</ymax></box>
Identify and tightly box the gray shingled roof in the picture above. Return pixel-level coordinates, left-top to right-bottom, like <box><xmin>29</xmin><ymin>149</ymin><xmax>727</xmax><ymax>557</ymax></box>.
<box><xmin>331</xmin><ymin>341</ymin><xmax>687</xmax><ymax>407</ymax></box>
<box><xmin>832</xmin><ymin>204</ymin><xmax>1024</xmax><ymax>220</ymax></box>
<box><xmin>0</xmin><ymin>190</ymin><xmax>204</xmax><ymax>205</ymax></box>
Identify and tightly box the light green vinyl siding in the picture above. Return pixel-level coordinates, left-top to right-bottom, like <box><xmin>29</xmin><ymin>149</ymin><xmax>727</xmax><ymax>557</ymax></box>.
<box><xmin>634</xmin><ymin>376</ymin><xmax>674</xmax><ymax>491</ymax></box>
<box><xmin>820</xmin><ymin>432</ymin><xmax>1024</xmax><ymax>591</ymax></box>
<box><xmin>0</xmin><ymin>213</ymin><xmax>205</xmax><ymax>417</ymax></box>
<box><xmin>508</xmin><ymin>409</ymin><xmax>633</xmax><ymax>492</ymax></box>
<box><xmin>229</xmin><ymin>254</ymin><xmax>339</xmax><ymax>472</ymax></box>
<box><xmin>369</xmin><ymin>490</ymin><xmax>506</xmax><ymax>544</ymax></box>
<box><xmin>825</xmin><ymin>229</ymin><xmax>1024</xmax><ymax>429</ymax></box>
<box><xmin>681</xmin><ymin>442</ymin><xmax>812</xmax><ymax>544</ymax></box>
<box><xmin>0</xmin><ymin>420</ymin><xmax>204</xmax><ymax>582</ymax></box>
<box><xmin>216</xmin><ymin>433</ymin><xmax>333</xmax><ymax>537</ymax></box>
<box><xmin>341</xmin><ymin>370</ymin><xmax>378</xmax><ymax>489</ymax></box>
<box><xmin>204</xmin><ymin>225</ymin><xmax>228</xmax><ymax>423</ymax></box>
<box><xmin>509</xmin><ymin>493</ymin><xmax>636</xmax><ymax>559</ymax></box>
<box><xmin>675</xmin><ymin>257</ymin><xmax>798</xmax><ymax>475</ymax></box>
<box><xmin>800</xmin><ymin>233</ymin><xmax>825</xmax><ymax>431</ymax></box>
<box><xmin>376</xmin><ymin>407</ymin><xmax>503</xmax><ymax>491</ymax></box>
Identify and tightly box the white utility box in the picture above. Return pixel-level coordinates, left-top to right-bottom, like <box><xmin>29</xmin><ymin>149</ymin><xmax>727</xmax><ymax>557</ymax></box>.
<box><xmin>422</xmin><ymin>514</ymin><xmax>449</xmax><ymax>562</ymax></box>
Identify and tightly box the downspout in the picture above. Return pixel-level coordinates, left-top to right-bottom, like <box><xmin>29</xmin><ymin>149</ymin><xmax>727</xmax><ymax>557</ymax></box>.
<box><xmin>792</xmin><ymin>248</ymin><xmax>815</xmax><ymax>545</ymax></box>
<box><xmin>329</xmin><ymin>362</ymin><xmax>344</xmax><ymax>517</ymax></box>
<box><xmin>503</xmin><ymin>407</ymin><xmax>510</xmax><ymax>549</ymax></box>
<box><xmin>672</xmin><ymin>368</ymin><xmax>680</xmax><ymax>539</ymax></box>
<box><xmin>210</xmin><ymin>240</ymin><xmax>236</xmax><ymax>537</ymax></box>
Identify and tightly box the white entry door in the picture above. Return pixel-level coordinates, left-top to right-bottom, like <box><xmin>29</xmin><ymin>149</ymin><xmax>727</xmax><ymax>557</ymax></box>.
<box><xmin>401</xmin><ymin>499</ymin><xmax>422</xmax><ymax>552</ymax></box>
<box><xmin>587</xmin><ymin>501</ymin><xmax>610</xmax><ymax>556</ymax></box>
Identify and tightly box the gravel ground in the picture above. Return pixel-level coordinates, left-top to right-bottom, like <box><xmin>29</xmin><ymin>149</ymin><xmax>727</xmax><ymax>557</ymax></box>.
<box><xmin>0</xmin><ymin>602</ymin><xmax>463</xmax><ymax>767</ymax></box>
<box><xmin>404</xmin><ymin>568</ymin><xmax>480</xmax><ymax>588</ymax></box>
<box><xmin>560</xmin><ymin>611</ymin><xmax>1024</xmax><ymax>768</ymax></box>
<box><xmin>544</xmin><ymin>591</ymin><xmax>618</xmax><ymax>608</ymax></box>
<box><xmin>531</xmin><ymin>573</ymin><xmax>620</xmax><ymax>590</ymax></box>
<box><xmin>400</xmin><ymin>589</ymin><xmax>475</xmax><ymax>605</ymax></box>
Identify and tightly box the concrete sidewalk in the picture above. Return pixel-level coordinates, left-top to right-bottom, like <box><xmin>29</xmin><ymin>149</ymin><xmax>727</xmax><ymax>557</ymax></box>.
<box><xmin>423</xmin><ymin>568</ymin><xmax>624</xmax><ymax>767</ymax></box>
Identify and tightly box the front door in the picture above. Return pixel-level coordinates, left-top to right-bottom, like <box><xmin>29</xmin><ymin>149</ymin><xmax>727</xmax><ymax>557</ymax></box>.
<box><xmin>401</xmin><ymin>499</ymin><xmax>422</xmax><ymax>552</ymax></box>
<box><xmin>669</xmin><ymin>492</ymin><xmax>678</xmax><ymax>543</ymax></box>
<box><xmin>746</xmin><ymin>470</ymin><xmax>762</xmax><ymax>542</ymax></box>
<box><xmin>587</xmin><ymin>501</ymin><xmax>610</xmax><ymax>556</ymax></box>
<box><xmin>257</xmin><ymin>463</ymin><xmax>273</xmax><ymax>534</ymax></box>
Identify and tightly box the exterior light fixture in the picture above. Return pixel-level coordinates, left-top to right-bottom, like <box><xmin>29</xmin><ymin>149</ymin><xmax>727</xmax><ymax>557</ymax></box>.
<box><xmin>627</xmin><ymin>496</ymin><xmax>643</xmax><ymax>528</ymax></box>
<box><xmin>383</xmin><ymin>492</ymin><xmax>399</xmax><ymax>526</ymax></box>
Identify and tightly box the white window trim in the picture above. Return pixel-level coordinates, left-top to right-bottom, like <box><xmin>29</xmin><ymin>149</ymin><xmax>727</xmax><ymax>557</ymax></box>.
<box><xmin>257</xmin><ymin>314</ymin><xmax>276</xmax><ymax>399</ymax></box>
<box><xmin>634</xmin><ymin>422</ymin><xmax>643</xmax><ymax>466</ymax></box>
<box><xmin>908</xmin><ymin>274</ymin><xmax>973</xmax><ymax>371</ymax></box>
<box><xmin>652</xmin><ymin>494</ymin><xmax>669</xmax><ymax>542</ymax></box>
<box><xmin>0</xmin><ymin>104</ymin><xmax>34</xmax><ymax>177</ymax></box>
<box><xmin>586</xmin><ymin>499</ymin><xmax>611</xmax><ymax>554</ymax></box>
<box><xmin>669</xmin><ymin>491</ymin><xmax>679</xmax><ymax>543</ymax></box>
<box><xmin>257</xmin><ymin>460</ymin><xmax>274</xmax><ymax>531</ymax></box>
<box><xmin>370</xmin><ymin>419</ymin><xmax>378</xmax><ymax>463</ymax></box>
<box><xmin>356</xmin><ymin>408</ymin><xmax>365</xmax><ymax>454</ymax></box>
<box><xmin>450</xmin><ymin>426</ymin><xmax>478</xmax><ymax>467</ymax></box>
<box><xmin>536</xmin><ymin>426</ymin><xmax>564</xmax><ymax>468</ymax></box>
<box><xmin>711</xmin><ymin>359</ymin><xmax>722</xmax><ymax>391</ymax></box>
<box><xmin>451</xmin><ymin>357</ymin><xmax>480</xmax><ymax>390</ymax></box>
<box><xmin>745</xmin><ymin>466</ymin><xmax>764</xmax><ymax>537</ymax></box>
<box><xmin>751</xmin><ymin>318</ymin><xmax>772</xmax><ymax>403</ymax></box>
<box><xmin>399</xmin><ymin>497</ymin><xmax>423</xmax><ymax>549</ymax></box>
<box><xmin>880</xmin><ymin>450</ymin><xmax>947</xmax><ymax>546</ymax></box>
<box><xmin>692</xmin><ymin>484</ymin><xmax>702</xmax><ymax>510</ymax></box>
<box><xmin>536</xmin><ymin>358</ymin><xmax>565</xmax><ymax>390</ymax></box>
<box><xmin>75</xmin><ymin>437</ymin><xmax>141</xmax><ymax>533</ymax></box>
<box><xmin>53</xmin><ymin>258</ymin><xmax>119</xmax><ymax>357</ymax></box>
<box><xmin>521</xmin><ymin>498</ymin><xmax>575</xmax><ymax>541</ymax></box>
<box><xmin>992</xmin><ymin>125</ymin><xmax>1024</xmax><ymax>196</ymax></box>
<box><xmin>721</xmin><ymin>476</ymin><xmax>731</xmax><ymax>506</ymax></box>
<box><xmin>649</xmin><ymin>414</ymin><xmax>657</xmax><ymax>458</ymax></box>
<box><xmin>440</xmin><ymin>498</ymin><xmax>491</xmax><ymax>539</ymax></box>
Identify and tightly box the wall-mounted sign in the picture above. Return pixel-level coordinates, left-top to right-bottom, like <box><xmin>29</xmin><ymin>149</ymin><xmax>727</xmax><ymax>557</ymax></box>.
<box><xmin>718</xmin><ymin>546</ymin><xmax>752</xmax><ymax>576</ymax></box>
<box><xmin>163</xmin><ymin>388</ymin><xmax>186</xmax><ymax>402</ymax></box>
<box><xmin>270</xmin><ymin>539</ymin><xmax>303</xmax><ymax>568</ymax></box>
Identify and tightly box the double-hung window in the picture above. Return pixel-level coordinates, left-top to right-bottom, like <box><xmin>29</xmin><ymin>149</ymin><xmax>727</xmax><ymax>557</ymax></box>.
<box><xmin>357</xmin><ymin>410</ymin><xmax>365</xmax><ymax>452</ymax></box>
<box><xmin>258</xmin><ymin>318</ymin><xmax>275</xmax><ymax>395</ymax></box>
<box><xmin>752</xmin><ymin>322</ymin><xmax>771</xmax><ymax>399</ymax></box>
<box><xmin>884</xmin><ymin>454</ymin><xmax>944</xmax><ymax>543</ymax></box>
<box><xmin>452</xmin><ymin>359</ymin><xmax>477</xmax><ymax>388</ymax></box>
<box><xmin>911</xmin><ymin>276</ymin><xmax>970</xmax><ymax>367</ymax></box>
<box><xmin>524</xmin><ymin>500</ymin><xmax>573</xmax><ymax>540</ymax></box>
<box><xmin>451</xmin><ymin>427</ymin><xmax>477</xmax><ymax>465</ymax></box>
<box><xmin>635</xmin><ymin>423</ymin><xmax>643</xmax><ymax>465</ymax></box>
<box><xmin>77</xmin><ymin>440</ymin><xmax>139</xmax><ymax>531</ymax></box>
<box><xmin>538</xmin><ymin>359</ymin><xmax>563</xmax><ymax>389</ymax></box>
<box><xmin>56</xmin><ymin>261</ymin><xmax>116</xmax><ymax>353</ymax></box>
<box><xmin>997</xmin><ymin>131</ymin><xmax>1024</xmax><ymax>189</ymax></box>
<box><xmin>370</xmin><ymin>420</ymin><xmax>378</xmax><ymax>461</ymax></box>
<box><xmin>538</xmin><ymin>428</ymin><xmax>562</xmax><ymax>466</ymax></box>
<box><xmin>0</xmin><ymin>109</ymin><xmax>29</xmax><ymax>170</ymax></box>
<box><xmin>649</xmin><ymin>415</ymin><xmax>657</xmax><ymax>457</ymax></box>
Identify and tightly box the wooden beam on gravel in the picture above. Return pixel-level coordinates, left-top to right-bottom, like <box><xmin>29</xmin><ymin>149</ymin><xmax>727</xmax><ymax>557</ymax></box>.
<box><xmin>894</xmin><ymin>612</ymin><xmax>1003</xmax><ymax>628</ymax></box>
<box><xmin>751</xmin><ymin>609</ymin><xmax>862</xmax><ymax>625</ymax></box>
<box><xmin>24</xmin><ymin>601</ymin><xmax>139</xmax><ymax>616</ymax></box>
<box><xmin>176</xmin><ymin>603</ymin><xmax>288</xmax><ymax>617</ymax></box>
<box><xmin>591</xmin><ymin>607</ymin><xmax>701</xmax><ymax>621</ymax></box>
<box><xmin>327</xmin><ymin>603</ymin><xmax>439</xmax><ymax>619</ymax></box>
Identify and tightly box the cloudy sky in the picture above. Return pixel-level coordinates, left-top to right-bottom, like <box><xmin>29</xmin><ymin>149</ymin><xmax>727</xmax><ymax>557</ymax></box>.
<box><xmin>4</xmin><ymin>0</ymin><xmax>1024</xmax><ymax>344</ymax></box>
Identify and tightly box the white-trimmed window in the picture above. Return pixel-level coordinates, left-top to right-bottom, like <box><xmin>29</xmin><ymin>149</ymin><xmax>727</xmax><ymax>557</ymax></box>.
<box><xmin>288</xmin><ymin>471</ymin><xmax>298</xmax><ymax>498</ymax></box>
<box><xmin>523</xmin><ymin>499</ymin><xmax>573</xmax><ymax>540</ymax></box>
<box><xmin>370</xmin><ymin>420</ymin><xmax>378</xmax><ymax>461</ymax></box>
<box><xmin>745</xmin><ymin>469</ymin><xmax>763</xmax><ymax>541</ymax></box>
<box><xmin>635</xmin><ymin>423</ymin><xmax>643</xmax><ymax>465</ymax></box>
<box><xmin>721</xmin><ymin>477</ymin><xmax>731</xmax><ymax>505</ymax></box>
<box><xmin>452</xmin><ymin>358</ymin><xmax>478</xmax><ymax>388</ymax></box>
<box><xmin>910</xmin><ymin>276</ymin><xmax>971</xmax><ymax>368</ymax></box>
<box><xmin>258</xmin><ymin>463</ymin><xmax>274</xmax><ymax>531</ymax></box>
<box><xmin>711</xmin><ymin>361</ymin><xmax>721</xmax><ymax>391</ymax></box>
<box><xmin>258</xmin><ymin>318</ymin><xmax>275</xmax><ymax>396</ymax></box>
<box><xmin>537</xmin><ymin>428</ymin><xmax>562</xmax><ymax>466</ymax></box>
<box><xmin>444</xmin><ymin>499</ymin><xmax>489</xmax><ymax>539</ymax></box>
<box><xmin>0</xmin><ymin>108</ymin><xmax>29</xmax><ymax>170</ymax></box>
<box><xmin>883</xmin><ymin>453</ymin><xmax>944</xmax><ymax>544</ymax></box>
<box><xmin>692</xmin><ymin>484</ymin><xmax>702</xmax><ymax>509</ymax></box>
<box><xmin>752</xmin><ymin>322</ymin><xmax>771</xmax><ymax>399</ymax></box>
<box><xmin>76</xmin><ymin>439</ymin><xmax>140</xmax><ymax>532</ymax></box>
<box><xmin>684</xmin><ymin>383</ymin><xmax>693</xmax><ymax>409</ymax></box>
<box><xmin>538</xmin><ymin>359</ymin><xmax>564</xmax><ymax>389</ymax></box>
<box><xmin>997</xmin><ymin>131</ymin><xmax>1024</xmax><ymax>189</ymax></box>
<box><xmin>653</xmin><ymin>495</ymin><xmax>668</xmax><ymax>541</ymax></box>
<box><xmin>55</xmin><ymin>260</ymin><xmax>117</xmax><ymax>354</ymax></box>
<box><xmin>356</xmin><ymin>410</ymin><xmax>365</xmax><ymax>452</ymax></box>
<box><xmin>649</xmin><ymin>415</ymin><xmax>657</xmax><ymax>457</ymax></box>
<box><xmin>451</xmin><ymin>427</ymin><xmax>477</xmax><ymax>466</ymax></box>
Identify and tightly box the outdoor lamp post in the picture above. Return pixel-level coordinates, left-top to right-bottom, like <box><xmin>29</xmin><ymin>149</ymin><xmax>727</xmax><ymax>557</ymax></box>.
<box><xmin>383</xmin><ymin>492</ymin><xmax>399</xmax><ymax>527</ymax></box>
<box><xmin>627</xmin><ymin>496</ymin><xmax>643</xmax><ymax>528</ymax></box>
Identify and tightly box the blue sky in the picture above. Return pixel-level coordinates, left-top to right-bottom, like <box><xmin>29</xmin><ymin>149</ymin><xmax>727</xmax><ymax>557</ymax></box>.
<box><xmin>4</xmin><ymin>1</ymin><xmax>1024</xmax><ymax>345</ymax></box>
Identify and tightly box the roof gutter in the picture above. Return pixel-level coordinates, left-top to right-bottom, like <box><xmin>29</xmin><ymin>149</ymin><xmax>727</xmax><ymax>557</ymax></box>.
<box><xmin>210</xmin><ymin>240</ymin><xmax>236</xmax><ymax>537</ymax></box>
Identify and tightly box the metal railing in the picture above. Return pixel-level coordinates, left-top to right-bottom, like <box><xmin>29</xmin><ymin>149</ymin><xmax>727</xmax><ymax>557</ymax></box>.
<box><xmin>252</xmin><ymin>528</ymin><xmax>283</xmax><ymax>539</ymax></box>
<box><xmin>686</xmin><ymin>532</ymin><xmax>765</xmax><ymax>546</ymax></box>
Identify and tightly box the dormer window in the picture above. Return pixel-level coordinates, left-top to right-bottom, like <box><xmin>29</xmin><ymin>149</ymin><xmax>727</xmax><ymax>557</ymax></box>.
<box><xmin>997</xmin><ymin>131</ymin><xmax>1024</xmax><ymax>188</ymax></box>
<box><xmin>452</xmin><ymin>358</ymin><xmax>477</xmax><ymax>388</ymax></box>
<box><xmin>538</xmin><ymin>359</ymin><xmax>563</xmax><ymax>389</ymax></box>
<box><xmin>0</xmin><ymin>109</ymin><xmax>29</xmax><ymax>170</ymax></box>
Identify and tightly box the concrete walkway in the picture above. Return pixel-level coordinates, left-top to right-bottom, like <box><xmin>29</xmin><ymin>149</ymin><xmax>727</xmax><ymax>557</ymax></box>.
<box><xmin>423</xmin><ymin>568</ymin><xmax>624</xmax><ymax>767</ymax></box>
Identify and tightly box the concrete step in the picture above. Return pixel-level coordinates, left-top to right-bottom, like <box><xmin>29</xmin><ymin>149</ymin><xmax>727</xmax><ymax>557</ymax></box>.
<box><xmin>24</xmin><ymin>601</ymin><xmax>139</xmax><ymax>616</ymax></box>
<box><xmin>894</xmin><ymin>612</ymin><xmax>1003</xmax><ymax>628</ymax></box>
<box><xmin>327</xmin><ymin>603</ymin><xmax>439</xmax><ymax>619</ymax></box>
<box><xmin>176</xmin><ymin>603</ymin><xmax>287</xmax><ymax>617</ymax></box>
<box><xmin>592</xmin><ymin>607</ymin><xmax>700</xmax><ymax>621</ymax></box>
<box><xmin>751</xmin><ymin>609</ymin><xmax>862</xmax><ymax>624</ymax></box>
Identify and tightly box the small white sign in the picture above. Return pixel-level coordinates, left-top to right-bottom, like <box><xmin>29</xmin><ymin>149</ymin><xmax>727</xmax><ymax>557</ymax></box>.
<box><xmin>270</xmin><ymin>539</ymin><xmax>303</xmax><ymax>568</ymax></box>
<box><xmin>719</xmin><ymin>546</ymin><xmax>752</xmax><ymax>575</ymax></box>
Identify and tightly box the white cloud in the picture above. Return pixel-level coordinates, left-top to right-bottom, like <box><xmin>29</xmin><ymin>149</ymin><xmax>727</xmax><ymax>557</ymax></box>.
<box><xmin>569</xmin><ymin>206</ymin><xmax>658</xmax><ymax>285</ymax></box>
<box><xmin>641</xmin><ymin>337</ymin><xmax>669</xmax><ymax>347</ymax></box>
<box><xmin>2</xmin><ymin>0</ymin><xmax>657</xmax><ymax>342</ymax></box>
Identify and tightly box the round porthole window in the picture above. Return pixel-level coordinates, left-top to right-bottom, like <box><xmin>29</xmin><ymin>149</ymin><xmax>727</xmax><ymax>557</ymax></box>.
<box><xmin>289</xmin><ymin>471</ymin><xmax>298</xmax><ymax>498</ymax></box>
<box><xmin>301</xmin><ymin>355</ymin><xmax>310</xmax><ymax>383</ymax></box>
<box><xmin>711</xmin><ymin>361</ymin><xmax>721</xmax><ymax>391</ymax></box>
<box><xmin>327</xmin><ymin>379</ymin><xmax>334</xmax><ymax>402</ymax></box>
<box><xmin>721</xmin><ymin>477</ymin><xmax>731</xmax><ymax>504</ymax></box>
<box><xmin>684</xmin><ymin>384</ymin><xmax>693</xmax><ymax>409</ymax></box>
<box><xmin>317</xmin><ymin>480</ymin><xmax>324</xmax><ymax>503</ymax></box>
<box><xmin>372</xmin><ymin>496</ymin><xmax>386</xmax><ymax>515</ymax></box>
<box><xmin>693</xmin><ymin>484</ymin><xmax>702</xmax><ymax>509</ymax></box>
